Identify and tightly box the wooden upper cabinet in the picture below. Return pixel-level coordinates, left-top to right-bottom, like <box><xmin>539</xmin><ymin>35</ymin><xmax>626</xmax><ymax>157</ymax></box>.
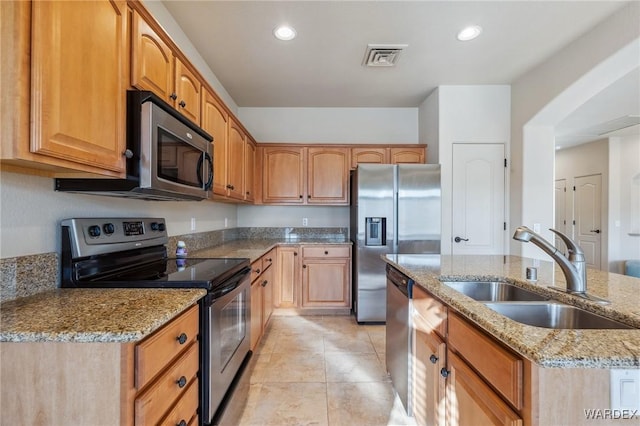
<box><xmin>29</xmin><ymin>0</ymin><xmax>127</xmax><ymax>174</ymax></box>
<box><xmin>174</xmin><ymin>58</ymin><xmax>201</xmax><ymax>124</ymax></box>
<box><xmin>307</xmin><ymin>148</ymin><xmax>350</xmax><ymax>204</ymax></box>
<box><xmin>201</xmin><ymin>89</ymin><xmax>229</xmax><ymax>197</ymax></box>
<box><xmin>390</xmin><ymin>147</ymin><xmax>426</xmax><ymax>164</ymax></box>
<box><xmin>262</xmin><ymin>147</ymin><xmax>305</xmax><ymax>204</ymax></box>
<box><xmin>244</xmin><ymin>139</ymin><xmax>256</xmax><ymax>202</ymax></box>
<box><xmin>132</xmin><ymin>10</ymin><xmax>201</xmax><ymax>125</ymax></box>
<box><xmin>227</xmin><ymin>118</ymin><xmax>246</xmax><ymax>200</ymax></box>
<box><xmin>351</xmin><ymin>147</ymin><xmax>389</xmax><ymax>169</ymax></box>
<box><xmin>131</xmin><ymin>10</ymin><xmax>173</xmax><ymax>102</ymax></box>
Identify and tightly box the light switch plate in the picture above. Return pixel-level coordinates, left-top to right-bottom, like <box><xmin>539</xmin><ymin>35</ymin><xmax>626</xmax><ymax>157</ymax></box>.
<box><xmin>611</xmin><ymin>369</ymin><xmax>640</xmax><ymax>410</ymax></box>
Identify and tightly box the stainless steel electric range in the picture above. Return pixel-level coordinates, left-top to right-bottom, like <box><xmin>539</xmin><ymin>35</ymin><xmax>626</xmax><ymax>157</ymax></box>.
<box><xmin>60</xmin><ymin>217</ymin><xmax>251</xmax><ymax>425</ymax></box>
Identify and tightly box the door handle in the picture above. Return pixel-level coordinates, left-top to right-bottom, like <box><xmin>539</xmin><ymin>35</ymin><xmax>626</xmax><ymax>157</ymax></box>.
<box><xmin>590</xmin><ymin>229</ymin><xmax>601</xmax><ymax>234</ymax></box>
<box><xmin>454</xmin><ymin>236</ymin><xmax>469</xmax><ymax>243</ymax></box>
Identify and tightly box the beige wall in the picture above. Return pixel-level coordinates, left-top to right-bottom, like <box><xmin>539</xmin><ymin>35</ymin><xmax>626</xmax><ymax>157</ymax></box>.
<box><xmin>555</xmin><ymin>139</ymin><xmax>609</xmax><ymax>268</ymax></box>
<box><xmin>608</xmin><ymin>134</ymin><xmax>640</xmax><ymax>273</ymax></box>
<box><xmin>511</xmin><ymin>2</ymin><xmax>640</xmax><ymax>257</ymax></box>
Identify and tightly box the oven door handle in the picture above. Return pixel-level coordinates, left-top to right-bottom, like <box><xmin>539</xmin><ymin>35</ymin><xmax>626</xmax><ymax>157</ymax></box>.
<box><xmin>207</xmin><ymin>267</ymin><xmax>251</xmax><ymax>302</ymax></box>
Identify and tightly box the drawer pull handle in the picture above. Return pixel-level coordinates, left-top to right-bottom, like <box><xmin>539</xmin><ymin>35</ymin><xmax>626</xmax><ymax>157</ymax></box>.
<box><xmin>177</xmin><ymin>333</ymin><xmax>188</xmax><ymax>345</ymax></box>
<box><xmin>176</xmin><ymin>376</ymin><xmax>187</xmax><ymax>388</ymax></box>
<box><xmin>179</xmin><ymin>100</ymin><xmax>186</xmax><ymax>108</ymax></box>
<box><xmin>177</xmin><ymin>421</ymin><xmax>187</xmax><ymax>426</ymax></box>
<box><xmin>440</xmin><ymin>368</ymin><xmax>450</xmax><ymax>378</ymax></box>
<box><xmin>429</xmin><ymin>354</ymin><xmax>438</xmax><ymax>364</ymax></box>
<box><xmin>267</xmin><ymin>258</ymin><xmax>272</xmax><ymax>262</ymax></box>
<box><xmin>324</xmin><ymin>250</ymin><xmax>328</xmax><ymax>255</ymax></box>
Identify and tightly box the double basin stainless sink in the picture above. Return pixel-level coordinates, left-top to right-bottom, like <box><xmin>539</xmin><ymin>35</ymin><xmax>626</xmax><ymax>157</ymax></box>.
<box><xmin>442</xmin><ymin>281</ymin><xmax>633</xmax><ymax>330</ymax></box>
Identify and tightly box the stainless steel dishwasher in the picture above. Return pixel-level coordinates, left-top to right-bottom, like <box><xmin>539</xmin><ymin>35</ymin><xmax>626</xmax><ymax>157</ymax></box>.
<box><xmin>385</xmin><ymin>264</ymin><xmax>413</xmax><ymax>415</ymax></box>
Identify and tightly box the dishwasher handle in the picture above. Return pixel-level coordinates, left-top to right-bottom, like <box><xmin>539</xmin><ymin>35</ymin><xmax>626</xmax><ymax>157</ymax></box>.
<box><xmin>386</xmin><ymin>264</ymin><xmax>414</xmax><ymax>298</ymax></box>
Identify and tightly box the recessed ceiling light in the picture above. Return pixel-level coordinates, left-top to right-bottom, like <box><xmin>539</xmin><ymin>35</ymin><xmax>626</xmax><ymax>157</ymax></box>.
<box><xmin>273</xmin><ymin>25</ymin><xmax>296</xmax><ymax>41</ymax></box>
<box><xmin>457</xmin><ymin>25</ymin><xmax>482</xmax><ymax>41</ymax></box>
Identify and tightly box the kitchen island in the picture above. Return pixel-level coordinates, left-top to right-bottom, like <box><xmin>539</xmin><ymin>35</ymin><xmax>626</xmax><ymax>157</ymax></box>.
<box><xmin>383</xmin><ymin>254</ymin><xmax>639</xmax><ymax>426</ymax></box>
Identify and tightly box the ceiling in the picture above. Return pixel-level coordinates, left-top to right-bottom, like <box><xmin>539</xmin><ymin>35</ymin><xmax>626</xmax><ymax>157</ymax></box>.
<box><xmin>161</xmin><ymin>0</ymin><xmax>627</xmax><ymax>108</ymax></box>
<box><xmin>161</xmin><ymin>1</ymin><xmax>638</xmax><ymax>148</ymax></box>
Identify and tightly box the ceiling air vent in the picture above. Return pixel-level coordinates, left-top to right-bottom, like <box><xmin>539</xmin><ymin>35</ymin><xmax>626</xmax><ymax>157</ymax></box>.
<box><xmin>363</xmin><ymin>44</ymin><xmax>408</xmax><ymax>67</ymax></box>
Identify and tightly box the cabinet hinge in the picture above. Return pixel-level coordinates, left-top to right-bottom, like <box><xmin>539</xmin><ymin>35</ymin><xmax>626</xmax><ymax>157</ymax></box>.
<box><xmin>573</xmin><ymin>186</ymin><xmax>576</xmax><ymax>191</ymax></box>
<box><xmin>504</xmin><ymin>158</ymin><xmax>507</xmax><ymax>168</ymax></box>
<box><xmin>504</xmin><ymin>222</ymin><xmax>507</xmax><ymax>231</ymax></box>
<box><xmin>573</xmin><ymin>220</ymin><xmax>576</xmax><ymax>225</ymax></box>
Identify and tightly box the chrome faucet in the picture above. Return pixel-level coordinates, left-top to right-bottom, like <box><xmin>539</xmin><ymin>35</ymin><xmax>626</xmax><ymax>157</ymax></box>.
<box><xmin>512</xmin><ymin>226</ymin><xmax>609</xmax><ymax>304</ymax></box>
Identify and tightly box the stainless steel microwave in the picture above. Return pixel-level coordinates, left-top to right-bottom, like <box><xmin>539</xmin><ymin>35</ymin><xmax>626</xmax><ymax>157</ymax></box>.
<box><xmin>55</xmin><ymin>91</ymin><xmax>213</xmax><ymax>201</ymax></box>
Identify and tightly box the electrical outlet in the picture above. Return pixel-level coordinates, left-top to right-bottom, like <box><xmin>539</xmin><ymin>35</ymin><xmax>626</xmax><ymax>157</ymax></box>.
<box><xmin>224</xmin><ymin>217</ymin><xmax>228</xmax><ymax>228</ymax></box>
<box><xmin>190</xmin><ymin>218</ymin><xmax>196</xmax><ymax>231</ymax></box>
<box><xmin>533</xmin><ymin>223</ymin><xmax>541</xmax><ymax>233</ymax></box>
<box><xmin>302</xmin><ymin>217</ymin><xmax>308</xmax><ymax>226</ymax></box>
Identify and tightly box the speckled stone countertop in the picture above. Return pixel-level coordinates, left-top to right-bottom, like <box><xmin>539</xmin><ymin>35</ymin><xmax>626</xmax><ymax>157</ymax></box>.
<box><xmin>0</xmin><ymin>288</ymin><xmax>206</xmax><ymax>343</ymax></box>
<box><xmin>190</xmin><ymin>238</ymin><xmax>351</xmax><ymax>263</ymax></box>
<box><xmin>383</xmin><ymin>254</ymin><xmax>640</xmax><ymax>368</ymax></box>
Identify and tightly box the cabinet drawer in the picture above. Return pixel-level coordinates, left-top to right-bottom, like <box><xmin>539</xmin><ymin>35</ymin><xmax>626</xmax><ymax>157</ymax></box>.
<box><xmin>302</xmin><ymin>246</ymin><xmax>350</xmax><ymax>258</ymax></box>
<box><xmin>448</xmin><ymin>313</ymin><xmax>523</xmax><ymax>410</ymax></box>
<box><xmin>158</xmin><ymin>378</ymin><xmax>199</xmax><ymax>426</ymax></box>
<box><xmin>250</xmin><ymin>259</ymin><xmax>262</xmax><ymax>283</ymax></box>
<box><xmin>135</xmin><ymin>342</ymin><xmax>199</xmax><ymax>425</ymax></box>
<box><xmin>136</xmin><ymin>305</ymin><xmax>199</xmax><ymax>389</ymax></box>
<box><xmin>413</xmin><ymin>286</ymin><xmax>447</xmax><ymax>338</ymax></box>
<box><xmin>262</xmin><ymin>249</ymin><xmax>276</xmax><ymax>271</ymax></box>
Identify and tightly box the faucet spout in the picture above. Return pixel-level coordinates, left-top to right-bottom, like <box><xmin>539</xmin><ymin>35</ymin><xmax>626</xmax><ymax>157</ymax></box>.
<box><xmin>512</xmin><ymin>226</ymin><xmax>585</xmax><ymax>293</ymax></box>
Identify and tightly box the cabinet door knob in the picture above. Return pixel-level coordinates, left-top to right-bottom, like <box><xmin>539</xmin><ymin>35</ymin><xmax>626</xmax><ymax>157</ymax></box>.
<box><xmin>324</xmin><ymin>250</ymin><xmax>329</xmax><ymax>255</ymax></box>
<box><xmin>179</xmin><ymin>100</ymin><xmax>186</xmax><ymax>108</ymax></box>
<box><xmin>299</xmin><ymin>195</ymin><xmax>303</xmax><ymax>199</ymax></box>
<box><xmin>294</xmin><ymin>252</ymin><xmax>298</xmax><ymax>256</ymax></box>
<box><xmin>170</xmin><ymin>92</ymin><xmax>177</xmax><ymax>101</ymax></box>
<box><xmin>262</xmin><ymin>280</ymin><xmax>268</xmax><ymax>287</ymax></box>
<box><xmin>122</xmin><ymin>149</ymin><xmax>133</xmax><ymax>159</ymax></box>
<box><xmin>176</xmin><ymin>376</ymin><xmax>187</xmax><ymax>388</ymax></box>
<box><xmin>440</xmin><ymin>368</ymin><xmax>450</xmax><ymax>378</ymax></box>
<box><xmin>302</xmin><ymin>264</ymin><xmax>306</xmax><ymax>268</ymax></box>
<box><xmin>429</xmin><ymin>354</ymin><xmax>438</xmax><ymax>364</ymax></box>
<box><xmin>176</xmin><ymin>333</ymin><xmax>187</xmax><ymax>345</ymax></box>
<box><xmin>307</xmin><ymin>195</ymin><xmax>311</xmax><ymax>199</ymax></box>
<box><xmin>177</xmin><ymin>421</ymin><xmax>187</xmax><ymax>426</ymax></box>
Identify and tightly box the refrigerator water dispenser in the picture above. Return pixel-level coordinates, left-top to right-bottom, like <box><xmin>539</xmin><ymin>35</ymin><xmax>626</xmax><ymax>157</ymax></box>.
<box><xmin>365</xmin><ymin>217</ymin><xmax>386</xmax><ymax>246</ymax></box>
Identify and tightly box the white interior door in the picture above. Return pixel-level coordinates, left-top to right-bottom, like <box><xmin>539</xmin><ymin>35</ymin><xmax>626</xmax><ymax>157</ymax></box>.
<box><xmin>574</xmin><ymin>174</ymin><xmax>602</xmax><ymax>269</ymax></box>
<box><xmin>554</xmin><ymin>179</ymin><xmax>568</xmax><ymax>252</ymax></box>
<box><xmin>452</xmin><ymin>143</ymin><xmax>505</xmax><ymax>255</ymax></box>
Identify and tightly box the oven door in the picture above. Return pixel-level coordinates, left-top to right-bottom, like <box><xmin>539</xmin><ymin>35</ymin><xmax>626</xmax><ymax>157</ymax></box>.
<box><xmin>202</xmin><ymin>268</ymin><xmax>251</xmax><ymax>423</ymax></box>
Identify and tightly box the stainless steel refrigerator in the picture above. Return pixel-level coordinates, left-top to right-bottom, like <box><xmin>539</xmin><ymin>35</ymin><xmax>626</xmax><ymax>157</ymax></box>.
<box><xmin>350</xmin><ymin>164</ymin><xmax>441</xmax><ymax>323</ymax></box>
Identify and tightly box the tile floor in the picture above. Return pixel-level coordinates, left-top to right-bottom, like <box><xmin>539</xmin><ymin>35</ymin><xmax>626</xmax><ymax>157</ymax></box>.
<box><xmin>236</xmin><ymin>314</ymin><xmax>416</xmax><ymax>426</ymax></box>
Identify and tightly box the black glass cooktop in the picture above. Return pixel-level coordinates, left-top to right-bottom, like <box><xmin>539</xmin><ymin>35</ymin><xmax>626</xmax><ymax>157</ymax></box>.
<box><xmin>81</xmin><ymin>257</ymin><xmax>249</xmax><ymax>290</ymax></box>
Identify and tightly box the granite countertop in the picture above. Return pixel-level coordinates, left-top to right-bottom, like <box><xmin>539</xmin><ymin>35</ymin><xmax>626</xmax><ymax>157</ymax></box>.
<box><xmin>0</xmin><ymin>237</ymin><xmax>350</xmax><ymax>343</ymax></box>
<box><xmin>383</xmin><ymin>254</ymin><xmax>640</xmax><ymax>368</ymax></box>
<box><xmin>190</xmin><ymin>238</ymin><xmax>351</xmax><ymax>263</ymax></box>
<box><xmin>0</xmin><ymin>288</ymin><xmax>206</xmax><ymax>343</ymax></box>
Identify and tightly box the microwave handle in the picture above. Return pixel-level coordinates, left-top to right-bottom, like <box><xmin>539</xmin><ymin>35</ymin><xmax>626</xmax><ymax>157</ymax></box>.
<box><xmin>197</xmin><ymin>152</ymin><xmax>214</xmax><ymax>190</ymax></box>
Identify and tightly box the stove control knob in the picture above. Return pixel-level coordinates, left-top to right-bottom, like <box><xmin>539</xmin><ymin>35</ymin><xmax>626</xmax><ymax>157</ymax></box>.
<box><xmin>157</xmin><ymin>223</ymin><xmax>166</xmax><ymax>232</ymax></box>
<box><xmin>103</xmin><ymin>223</ymin><xmax>115</xmax><ymax>235</ymax></box>
<box><xmin>88</xmin><ymin>225</ymin><xmax>101</xmax><ymax>238</ymax></box>
<box><xmin>150</xmin><ymin>222</ymin><xmax>160</xmax><ymax>231</ymax></box>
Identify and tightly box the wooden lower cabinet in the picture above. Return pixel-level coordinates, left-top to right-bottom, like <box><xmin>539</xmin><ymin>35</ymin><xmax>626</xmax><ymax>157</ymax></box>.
<box><xmin>301</xmin><ymin>245</ymin><xmax>351</xmax><ymax>308</ymax></box>
<box><xmin>413</xmin><ymin>324</ymin><xmax>446</xmax><ymax>426</ymax></box>
<box><xmin>275</xmin><ymin>245</ymin><xmax>300</xmax><ymax>308</ymax></box>
<box><xmin>250</xmin><ymin>249</ymin><xmax>276</xmax><ymax>349</ymax></box>
<box><xmin>412</xmin><ymin>287</ymin><xmax>526</xmax><ymax>426</ymax></box>
<box><xmin>446</xmin><ymin>350</ymin><xmax>522</xmax><ymax>426</ymax></box>
<box><xmin>0</xmin><ymin>304</ymin><xmax>200</xmax><ymax>425</ymax></box>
